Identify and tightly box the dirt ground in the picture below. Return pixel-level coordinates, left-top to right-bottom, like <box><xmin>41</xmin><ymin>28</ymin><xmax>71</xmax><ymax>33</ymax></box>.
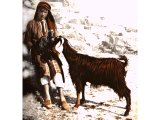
<box><xmin>23</xmin><ymin>54</ymin><xmax>137</xmax><ymax>120</ymax></box>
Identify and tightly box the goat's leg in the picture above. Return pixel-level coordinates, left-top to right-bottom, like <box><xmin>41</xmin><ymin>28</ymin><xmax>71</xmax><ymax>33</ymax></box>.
<box><xmin>74</xmin><ymin>90</ymin><xmax>81</xmax><ymax>108</ymax></box>
<box><xmin>124</xmin><ymin>87</ymin><xmax>131</xmax><ymax>116</ymax></box>
<box><xmin>113</xmin><ymin>80</ymin><xmax>131</xmax><ymax>116</ymax></box>
<box><xmin>81</xmin><ymin>83</ymin><xmax>86</xmax><ymax>104</ymax></box>
<box><xmin>74</xmin><ymin>84</ymin><xmax>81</xmax><ymax>108</ymax></box>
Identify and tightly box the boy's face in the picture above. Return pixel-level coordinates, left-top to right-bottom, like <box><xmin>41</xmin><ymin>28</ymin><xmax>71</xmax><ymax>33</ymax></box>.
<box><xmin>37</xmin><ymin>8</ymin><xmax>48</xmax><ymax>21</ymax></box>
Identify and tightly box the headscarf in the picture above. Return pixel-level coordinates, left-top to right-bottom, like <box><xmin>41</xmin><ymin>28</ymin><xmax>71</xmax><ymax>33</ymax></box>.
<box><xmin>34</xmin><ymin>1</ymin><xmax>57</xmax><ymax>30</ymax></box>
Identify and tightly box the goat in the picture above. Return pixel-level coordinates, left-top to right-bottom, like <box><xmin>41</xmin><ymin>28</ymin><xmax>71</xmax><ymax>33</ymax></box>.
<box><xmin>53</xmin><ymin>36</ymin><xmax>131</xmax><ymax>116</ymax></box>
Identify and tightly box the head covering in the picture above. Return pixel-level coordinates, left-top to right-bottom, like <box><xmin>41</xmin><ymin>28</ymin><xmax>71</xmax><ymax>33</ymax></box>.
<box><xmin>37</xmin><ymin>1</ymin><xmax>51</xmax><ymax>10</ymax></box>
<box><xmin>34</xmin><ymin>1</ymin><xmax>57</xmax><ymax>30</ymax></box>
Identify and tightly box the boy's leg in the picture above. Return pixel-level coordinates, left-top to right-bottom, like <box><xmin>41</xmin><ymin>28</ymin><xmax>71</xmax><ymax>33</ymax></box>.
<box><xmin>40</xmin><ymin>77</ymin><xmax>52</xmax><ymax>109</ymax></box>
<box><xmin>49</xmin><ymin>80</ymin><xmax>56</xmax><ymax>90</ymax></box>
<box><xmin>54</xmin><ymin>73</ymin><xmax>70</xmax><ymax>110</ymax></box>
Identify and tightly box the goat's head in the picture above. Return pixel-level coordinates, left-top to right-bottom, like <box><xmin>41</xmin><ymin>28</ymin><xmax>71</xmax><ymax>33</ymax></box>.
<box><xmin>53</xmin><ymin>36</ymin><xmax>64</xmax><ymax>53</ymax></box>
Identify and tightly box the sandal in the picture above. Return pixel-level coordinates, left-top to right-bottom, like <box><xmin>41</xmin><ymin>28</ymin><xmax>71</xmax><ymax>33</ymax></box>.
<box><xmin>61</xmin><ymin>101</ymin><xmax>70</xmax><ymax>110</ymax></box>
<box><xmin>43</xmin><ymin>99</ymin><xmax>52</xmax><ymax>109</ymax></box>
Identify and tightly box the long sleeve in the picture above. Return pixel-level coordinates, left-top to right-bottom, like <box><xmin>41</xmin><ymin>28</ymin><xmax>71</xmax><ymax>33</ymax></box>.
<box><xmin>24</xmin><ymin>21</ymin><xmax>33</xmax><ymax>51</ymax></box>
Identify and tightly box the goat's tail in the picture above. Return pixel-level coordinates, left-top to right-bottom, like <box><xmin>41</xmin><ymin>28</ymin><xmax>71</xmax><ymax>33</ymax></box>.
<box><xmin>118</xmin><ymin>55</ymin><xmax>128</xmax><ymax>67</ymax></box>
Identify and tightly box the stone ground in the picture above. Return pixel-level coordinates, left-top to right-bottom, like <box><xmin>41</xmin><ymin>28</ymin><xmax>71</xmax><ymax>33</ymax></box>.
<box><xmin>23</xmin><ymin>55</ymin><xmax>138</xmax><ymax>120</ymax></box>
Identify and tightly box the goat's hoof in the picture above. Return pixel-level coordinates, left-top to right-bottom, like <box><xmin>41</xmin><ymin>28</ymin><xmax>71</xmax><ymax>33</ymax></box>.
<box><xmin>73</xmin><ymin>107</ymin><xmax>78</xmax><ymax>110</ymax></box>
<box><xmin>73</xmin><ymin>107</ymin><xmax>78</xmax><ymax>111</ymax></box>
<box><xmin>74</xmin><ymin>105</ymin><xmax>79</xmax><ymax>108</ymax></box>
<box><xmin>80</xmin><ymin>99</ymin><xmax>85</xmax><ymax>104</ymax></box>
<box><xmin>124</xmin><ymin>110</ymin><xmax>129</xmax><ymax>116</ymax></box>
<box><xmin>74</xmin><ymin>103</ymin><xmax>80</xmax><ymax>110</ymax></box>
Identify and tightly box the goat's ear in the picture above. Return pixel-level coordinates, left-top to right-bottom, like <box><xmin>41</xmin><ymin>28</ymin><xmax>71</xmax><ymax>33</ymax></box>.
<box><xmin>61</xmin><ymin>37</ymin><xmax>64</xmax><ymax>45</ymax></box>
